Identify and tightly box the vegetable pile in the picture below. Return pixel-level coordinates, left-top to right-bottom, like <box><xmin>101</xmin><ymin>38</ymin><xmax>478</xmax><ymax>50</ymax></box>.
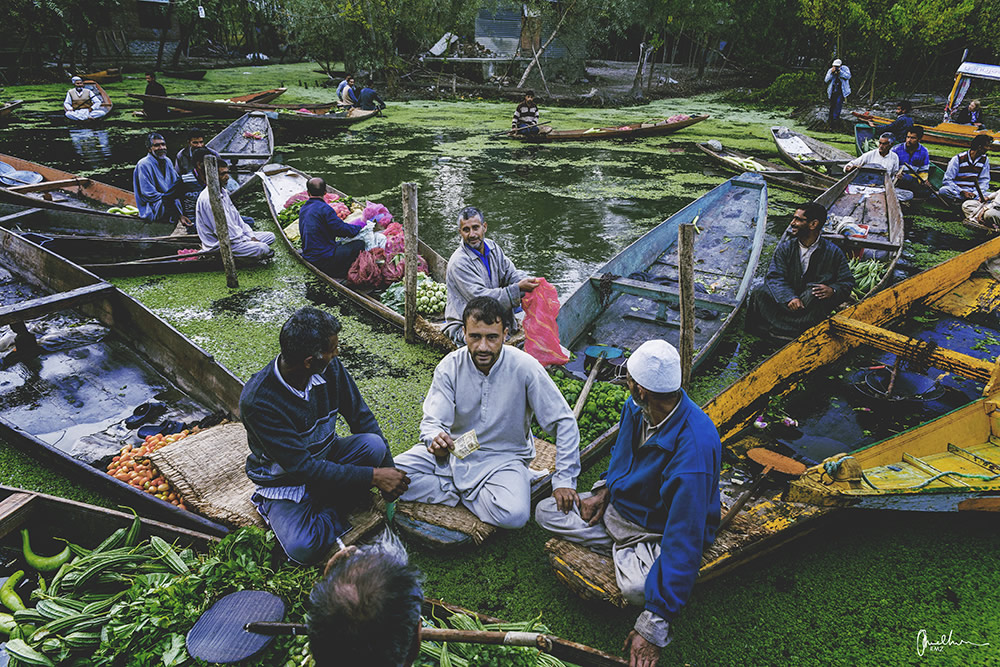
<box><xmin>848</xmin><ymin>257</ymin><xmax>886</xmax><ymax>299</ymax></box>
<box><xmin>105</xmin><ymin>430</ymin><xmax>198</xmax><ymax>509</ymax></box>
<box><xmin>720</xmin><ymin>155</ymin><xmax>766</xmax><ymax>171</ymax></box>
<box><xmin>381</xmin><ymin>273</ymin><xmax>446</xmax><ymax>316</ymax></box>
<box><xmin>547</xmin><ymin>374</ymin><xmax>629</xmax><ymax>444</ymax></box>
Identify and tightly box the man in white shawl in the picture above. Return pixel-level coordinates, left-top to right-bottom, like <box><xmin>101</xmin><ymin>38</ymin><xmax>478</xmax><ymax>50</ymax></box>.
<box><xmin>63</xmin><ymin>76</ymin><xmax>107</xmax><ymax>122</ymax></box>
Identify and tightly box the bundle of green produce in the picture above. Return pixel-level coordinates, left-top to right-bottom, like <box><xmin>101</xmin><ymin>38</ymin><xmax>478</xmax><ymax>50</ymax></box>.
<box><xmin>848</xmin><ymin>256</ymin><xmax>886</xmax><ymax>300</ymax></box>
<box><xmin>720</xmin><ymin>155</ymin><xmax>766</xmax><ymax>171</ymax></box>
<box><xmin>380</xmin><ymin>273</ymin><xmax>447</xmax><ymax>316</ymax></box>
<box><xmin>106</xmin><ymin>205</ymin><xmax>139</xmax><ymax>216</ymax></box>
<box><xmin>546</xmin><ymin>373</ymin><xmax>629</xmax><ymax>444</ymax></box>
<box><xmin>414</xmin><ymin>610</ymin><xmax>568</xmax><ymax>667</ymax></box>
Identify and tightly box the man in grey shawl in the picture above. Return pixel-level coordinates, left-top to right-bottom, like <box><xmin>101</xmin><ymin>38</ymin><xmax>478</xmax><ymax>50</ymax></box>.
<box><xmin>745</xmin><ymin>201</ymin><xmax>855</xmax><ymax>341</ymax></box>
<box><xmin>394</xmin><ymin>296</ymin><xmax>581</xmax><ymax>529</ymax></box>
<box><xmin>442</xmin><ymin>207</ymin><xmax>543</xmax><ymax>346</ymax></box>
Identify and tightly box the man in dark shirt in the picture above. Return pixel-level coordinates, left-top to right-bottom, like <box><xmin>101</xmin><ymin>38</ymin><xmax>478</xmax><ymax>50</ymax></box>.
<box><xmin>241</xmin><ymin>308</ymin><xmax>409</xmax><ymax>565</ymax></box>
<box><xmin>870</xmin><ymin>100</ymin><xmax>914</xmax><ymax>145</ymax></box>
<box><xmin>143</xmin><ymin>72</ymin><xmax>169</xmax><ymax>119</ymax></box>
<box><xmin>357</xmin><ymin>85</ymin><xmax>386</xmax><ymax>112</ymax></box>
<box><xmin>299</xmin><ymin>177</ymin><xmax>365</xmax><ymax>278</ymax></box>
<box><xmin>511</xmin><ymin>90</ymin><xmax>539</xmax><ymax>135</ymax></box>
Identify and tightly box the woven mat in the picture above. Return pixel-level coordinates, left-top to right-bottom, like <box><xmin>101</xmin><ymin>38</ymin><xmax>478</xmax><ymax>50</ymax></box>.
<box><xmin>149</xmin><ymin>422</ymin><xmax>383</xmax><ymax>544</ymax></box>
<box><xmin>530</xmin><ymin>437</ymin><xmax>556</xmax><ymax>472</ymax></box>
<box><xmin>544</xmin><ymin>538</ymin><xmax>625</xmax><ymax>608</ymax></box>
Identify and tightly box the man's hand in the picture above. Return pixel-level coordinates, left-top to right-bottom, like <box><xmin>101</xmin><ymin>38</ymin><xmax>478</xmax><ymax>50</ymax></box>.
<box><xmin>962</xmin><ymin>191</ymin><xmax>977</xmax><ymax>200</ymax></box>
<box><xmin>552</xmin><ymin>487</ymin><xmax>579</xmax><ymax>514</ymax></box>
<box><xmin>372</xmin><ymin>467</ymin><xmax>409</xmax><ymax>501</ymax></box>
<box><xmin>518</xmin><ymin>277</ymin><xmax>542</xmax><ymax>292</ymax></box>
<box><xmin>428</xmin><ymin>431</ymin><xmax>454</xmax><ymax>458</ymax></box>
<box><xmin>811</xmin><ymin>284</ymin><xmax>834</xmax><ymax>300</ymax></box>
<box><xmin>624</xmin><ymin>630</ymin><xmax>660</xmax><ymax>667</ymax></box>
<box><xmin>179</xmin><ymin>215</ymin><xmax>193</xmax><ymax>228</ymax></box>
<box><xmin>844</xmin><ymin>164</ymin><xmax>856</xmax><ymax>173</ymax></box>
<box><xmin>580</xmin><ymin>487</ymin><xmax>610</xmax><ymax>526</ymax></box>
<box><xmin>787</xmin><ymin>297</ymin><xmax>804</xmax><ymax>311</ymax></box>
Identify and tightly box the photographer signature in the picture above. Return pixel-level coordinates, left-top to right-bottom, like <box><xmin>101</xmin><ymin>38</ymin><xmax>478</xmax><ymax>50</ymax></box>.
<box><xmin>917</xmin><ymin>629</ymin><xmax>990</xmax><ymax>656</ymax></box>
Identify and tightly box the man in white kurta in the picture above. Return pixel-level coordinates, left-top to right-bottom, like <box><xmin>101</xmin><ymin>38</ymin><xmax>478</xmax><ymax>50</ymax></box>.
<box><xmin>845</xmin><ymin>133</ymin><xmax>900</xmax><ymax>178</ymax></box>
<box><xmin>193</xmin><ymin>153</ymin><xmax>275</xmax><ymax>260</ymax></box>
<box><xmin>394</xmin><ymin>296</ymin><xmax>581</xmax><ymax>529</ymax></box>
<box><xmin>63</xmin><ymin>77</ymin><xmax>107</xmax><ymax>122</ymax></box>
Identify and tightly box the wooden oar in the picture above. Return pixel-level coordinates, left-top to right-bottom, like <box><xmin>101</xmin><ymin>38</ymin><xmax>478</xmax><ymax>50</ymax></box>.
<box><xmin>902</xmin><ymin>162</ymin><xmax>951</xmax><ymax>208</ymax></box>
<box><xmin>719</xmin><ymin>448</ymin><xmax>806</xmax><ymax>532</ymax></box>
<box><xmin>573</xmin><ymin>355</ymin><xmax>605</xmax><ymax>419</ymax></box>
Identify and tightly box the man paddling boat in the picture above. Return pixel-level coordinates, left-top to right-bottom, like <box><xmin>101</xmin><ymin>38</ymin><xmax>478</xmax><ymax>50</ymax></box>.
<box><xmin>938</xmin><ymin>135</ymin><xmax>992</xmax><ymax>204</ymax></box>
<box><xmin>511</xmin><ymin>90</ymin><xmax>540</xmax><ymax>135</ymax></box>
<box><xmin>893</xmin><ymin>127</ymin><xmax>931</xmax><ymax>197</ymax></box>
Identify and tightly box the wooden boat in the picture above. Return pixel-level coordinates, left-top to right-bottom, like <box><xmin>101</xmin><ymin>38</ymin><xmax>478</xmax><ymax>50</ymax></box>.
<box><xmin>771</xmin><ymin>126</ymin><xmax>852</xmax><ymax>180</ymax></box>
<box><xmin>266</xmin><ymin>106</ymin><xmax>379</xmax><ymax>132</ymax></box>
<box><xmin>0</xmin><ymin>153</ymin><xmax>140</xmax><ymax>222</ymax></box>
<box><xmin>853</xmin><ymin>122</ymin><xmax>946</xmax><ymax>190</ymax></box>
<box><xmin>546</xmin><ymin>230</ymin><xmax>1000</xmax><ymax>596</ymax></box>
<box><xmin>77</xmin><ymin>68</ymin><xmax>121</xmax><ymax>84</ymax></box>
<box><xmin>0</xmin><ymin>225</ymin><xmax>245</xmax><ymax>535</ymax></box>
<box><xmin>787</xmin><ymin>388</ymin><xmax>1000</xmax><ymax>512</ymax></box>
<box><xmin>852</xmin><ymin>111</ymin><xmax>999</xmax><ymax>150</ymax></box>
<box><xmin>0</xmin><ymin>99</ymin><xmax>25</xmax><ymax>121</ymax></box>
<box><xmin>259</xmin><ymin>164</ymin><xmax>452</xmax><ymax>349</ymax></box>
<box><xmin>815</xmin><ymin>165</ymin><xmax>904</xmax><ymax>299</ymax></box>
<box><xmin>126</xmin><ymin>87</ymin><xmax>288</xmax><ymax>118</ymax></box>
<box><xmin>556</xmin><ymin>172</ymin><xmax>768</xmax><ymax>366</ymax></box>
<box><xmin>65</xmin><ymin>81</ymin><xmax>112</xmax><ymax>123</ymax></box>
<box><xmin>162</xmin><ymin>68</ymin><xmax>208</xmax><ymax>80</ymax></box>
<box><xmin>508</xmin><ymin>114</ymin><xmax>708</xmax><ymax>142</ymax></box>
<box><xmin>206</xmin><ymin>111</ymin><xmax>273</xmax><ymax>196</ymax></box>
<box><xmin>695</xmin><ymin>141</ymin><xmax>834</xmax><ymax>196</ymax></box>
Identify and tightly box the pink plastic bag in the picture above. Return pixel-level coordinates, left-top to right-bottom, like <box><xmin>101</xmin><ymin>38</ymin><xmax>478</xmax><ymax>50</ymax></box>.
<box><xmin>363</xmin><ymin>202</ymin><xmax>392</xmax><ymax>227</ymax></box>
<box><xmin>521</xmin><ymin>278</ymin><xmax>569</xmax><ymax>366</ymax></box>
<box><xmin>347</xmin><ymin>248</ymin><xmax>385</xmax><ymax>288</ymax></box>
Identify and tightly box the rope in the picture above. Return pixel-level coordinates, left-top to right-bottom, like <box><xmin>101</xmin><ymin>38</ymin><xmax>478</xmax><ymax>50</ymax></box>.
<box><xmin>821</xmin><ymin>455</ymin><xmax>879</xmax><ymax>489</ymax></box>
<box><xmin>903</xmin><ymin>471</ymin><xmax>1000</xmax><ymax>490</ymax></box>
<box><xmin>598</xmin><ymin>272</ymin><xmax>620</xmax><ymax>308</ymax></box>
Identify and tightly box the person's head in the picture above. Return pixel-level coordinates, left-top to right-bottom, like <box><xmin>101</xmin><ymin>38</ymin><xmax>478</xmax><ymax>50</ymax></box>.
<box><xmin>789</xmin><ymin>202</ymin><xmax>826</xmax><ymax>241</ymax></box>
<box><xmin>71</xmin><ymin>76</ymin><xmax>84</xmax><ymax>90</ymax></box>
<box><xmin>307</xmin><ymin>177</ymin><xmax>327</xmax><ymax>197</ymax></box>
<box><xmin>186</xmin><ymin>128</ymin><xmax>206</xmax><ymax>150</ymax></box>
<box><xmin>347</xmin><ymin>75</ymin><xmax>355</xmax><ymax>87</ymax></box>
<box><xmin>145</xmin><ymin>72</ymin><xmax>156</xmax><ymax>83</ymax></box>
<box><xmin>832</xmin><ymin>58</ymin><xmax>842</xmax><ymax>70</ymax></box>
<box><xmin>877</xmin><ymin>132</ymin><xmax>893</xmax><ymax>156</ymax></box>
<box><xmin>970</xmin><ymin>99</ymin><xmax>981</xmax><ymax>111</ymax></box>
<box><xmin>278</xmin><ymin>307</ymin><xmax>342</xmax><ymax>375</ymax></box>
<box><xmin>905</xmin><ymin>126</ymin><xmax>923</xmax><ymax>149</ymax></box>
<box><xmin>970</xmin><ymin>134</ymin><xmax>992</xmax><ymax>158</ymax></box>
<box><xmin>524</xmin><ymin>90</ymin><xmax>535</xmax><ymax>104</ymax></box>
<box><xmin>146</xmin><ymin>132</ymin><xmax>167</xmax><ymax>158</ymax></box>
<box><xmin>191</xmin><ymin>147</ymin><xmax>228</xmax><ymax>185</ymax></box>
<box><xmin>309</xmin><ymin>547</ymin><xmax>422</xmax><ymax>667</ymax></box>
<box><xmin>897</xmin><ymin>100</ymin><xmax>912</xmax><ymax>114</ymax></box>
<box><xmin>462</xmin><ymin>296</ymin><xmax>508</xmax><ymax>373</ymax></box>
<box><xmin>624</xmin><ymin>339</ymin><xmax>681</xmax><ymax>419</ymax></box>
<box><xmin>457</xmin><ymin>206</ymin><xmax>485</xmax><ymax>251</ymax></box>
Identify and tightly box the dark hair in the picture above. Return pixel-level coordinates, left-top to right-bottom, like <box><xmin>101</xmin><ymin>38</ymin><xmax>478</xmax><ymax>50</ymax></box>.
<box><xmin>898</xmin><ymin>100</ymin><xmax>912</xmax><ymax>113</ymax></box>
<box><xmin>971</xmin><ymin>134</ymin><xmax>992</xmax><ymax>151</ymax></box>
<box><xmin>192</xmin><ymin>147</ymin><xmax>226</xmax><ymax>173</ymax></box>
<box><xmin>457</xmin><ymin>206</ymin><xmax>483</xmax><ymax>226</ymax></box>
<box><xmin>799</xmin><ymin>201</ymin><xmax>827</xmax><ymax>227</ymax></box>
<box><xmin>145</xmin><ymin>72</ymin><xmax>156</xmax><ymax>79</ymax></box>
<box><xmin>525</xmin><ymin>90</ymin><xmax>535</xmax><ymax>97</ymax></box>
<box><xmin>146</xmin><ymin>133</ymin><xmax>165</xmax><ymax>149</ymax></box>
<box><xmin>279</xmin><ymin>307</ymin><xmax>342</xmax><ymax>365</ymax></box>
<box><xmin>308</xmin><ymin>550</ymin><xmax>422</xmax><ymax>667</ymax></box>
<box><xmin>906</xmin><ymin>125</ymin><xmax>924</xmax><ymax>140</ymax></box>
<box><xmin>463</xmin><ymin>296</ymin><xmax>508</xmax><ymax>329</ymax></box>
<box><xmin>307</xmin><ymin>177</ymin><xmax>327</xmax><ymax>197</ymax></box>
<box><xmin>187</xmin><ymin>128</ymin><xmax>205</xmax><ymax>141</ymax></box>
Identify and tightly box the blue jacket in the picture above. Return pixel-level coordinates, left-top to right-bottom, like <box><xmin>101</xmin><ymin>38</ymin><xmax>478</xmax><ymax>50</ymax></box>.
<box><xmin>133</xmin><ymin>153</ymin><xmax>182</xmax><ymax>221</ymax></box>
<box><xmin>299</xmin><ymin>197</ymin><xmax>362</xmax><ymax>262</ymax></box>
<box><xmin>825</xmin><ymin>65</ymin><xmax>851</xmax><ymax>100</ymax></box>
<box><xmin>602</xmin><ymin>392</ymin><xmax>721</xmax><ymax>621</ymax></box>
<box><xmin>892</xmin><ymin>142</ymin><xmax>929</xmax><ymax>182</ymax></box>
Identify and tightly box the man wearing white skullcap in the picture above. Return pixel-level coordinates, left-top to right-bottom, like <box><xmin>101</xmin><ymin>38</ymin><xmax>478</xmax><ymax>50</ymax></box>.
<box><xmin>535</xmin><ymin>339</ymin><xmax>721</xmax><ymax>666</ymax></box>
<box><xmin>63</xmin><ymin>76</ymin><xmax>107</xmax><ymax>122</ymax></box>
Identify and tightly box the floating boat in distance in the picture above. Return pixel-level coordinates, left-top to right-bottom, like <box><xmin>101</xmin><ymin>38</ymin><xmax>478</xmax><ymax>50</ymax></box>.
<box><xmin>788</xmin><ymin>388</ymin><xmax>1000</xmax><ymax>512</ymax></box>
<box><xmin>696</xmin><ymin>141</ymin><xmax>834</xmax><ymax>196</ymax></box>
<box><xmin>557</xmin><ymin>172</ymin><xmax>767</xmax><ymax>369</ymax></box>
<box><xmin>853</xmin><ymin>122</ymin><xmax>946</xmax><ymax>190</ymax></box>
<box><xmin>161</xmin><ymin>68</ymin><xmax>208</xmax><ymax>80</ymax></box>
<box><xmin>265</xmin><ymin>106</ymin><xmax>379</xmax><ymax>132</ymax></box>
<box><xmin>509</xmin><ymin>114</ymin><xmax>709</xmax><ymax>142</ymax></box>
<box><xmin>771</xmin><ymin>126</ymin><xmax>852</xmax><ymax>180</ymax></box>
<box><xmin>77</xmin><ymin>68</ymin><xmax>122</xmax><ymax>84</ymax></box>
<box><xmin>0</xmin><ymin>100</ymin><xmax>25</xmax><ymax>121</ymax></box>
<box><xmin>206</xmin><ymin>111</ymin><xmax>274</xmax><ymax>196</ymax></box>
<box><xmin>65</xmin><ymin>81</ymin><xmax>113</xmax><ymax>124</ymax></box>
<box><xmin>127</xmin><ymin>87</ymin><xmax>288</xmax><ymax>118</ymax></box>
<box><xmin>852</xmin><ymin>110</ymin><xmax>999</xmax><ymax>150</ymax></box>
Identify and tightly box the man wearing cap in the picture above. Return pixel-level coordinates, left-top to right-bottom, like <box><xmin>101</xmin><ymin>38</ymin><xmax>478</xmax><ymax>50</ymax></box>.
<box><xmin>535</xmin><ymin>339</ymin><xmax>721</xmax><ymax>666</ymax></box>
<box><xmin>744</xmin><ymin>202</ymin><xmax>855</xmax><ymax>341</ymax></box>
<box><xmin>63</xmin><ymin>77</ymin><xmax>107</xmax><ymax>122</ymax></box>
<box><xmin>825</xmin><ymin>59</ymin><xmax>851</xmax><ymax>125</ymax></box>
<box><xmin>395</xmin><ymin>295</ymin><xmax>580</xmax><ymax>530</ymax></box>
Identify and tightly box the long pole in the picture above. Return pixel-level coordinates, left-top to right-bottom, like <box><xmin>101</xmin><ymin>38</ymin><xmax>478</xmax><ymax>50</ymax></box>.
<box><xmin>402</xmin><ymin>183</ymin><xmax>419</xmax><ymax>343</ymax></box>
<box><xmin>678</xmin><ymin>223</ymin><xmax>695</xmax><ymax>386</ymax></box>
<box><xmin>204</xmin><ymin>154</ymin><xmax>239</xmax><ymax>289</ymax></box>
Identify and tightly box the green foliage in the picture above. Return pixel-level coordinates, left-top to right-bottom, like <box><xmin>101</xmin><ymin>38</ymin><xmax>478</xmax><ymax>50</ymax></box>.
<box><xmin>543</xmin><ymin>375</ymin><xmax>629</xmax><ymax>445</ymax></box>
<box><xmin>748</xmin><ymin>71</ymin><xmax>821</xmax><ymax>107</ymax></box>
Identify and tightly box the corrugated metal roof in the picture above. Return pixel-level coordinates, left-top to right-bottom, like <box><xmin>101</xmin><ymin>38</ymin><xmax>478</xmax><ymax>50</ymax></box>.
<box><xmin>475</xmin><ymin>8</ymin><xmax>568</xmax><ymax>59</ymax></box>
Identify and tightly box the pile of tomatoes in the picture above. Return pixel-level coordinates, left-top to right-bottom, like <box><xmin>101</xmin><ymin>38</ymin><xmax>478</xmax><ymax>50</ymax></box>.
<box><xmin>105</xmin><ymin>428</ymin><xmax>202</xmax><ymax>510</ymax></box>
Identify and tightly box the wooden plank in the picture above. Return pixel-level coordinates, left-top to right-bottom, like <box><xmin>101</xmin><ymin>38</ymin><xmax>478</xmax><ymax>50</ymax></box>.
<box><xmin>7</xmin><ymin>178</ymin><xmax>89</xmax><ymax>193</ymax></box>
<box><xmin>821</xmin><ymin>234</ymin><xmax>901</xmax><ymax>252</ymax></box>
<box><xmin>0</xmin><ymin>281</ymin><xmax>114</xmax><ymax>326</ymax></box>
<box><xmin>957</xmin><ymin>497</ymin><xmax>1000</xmax><ymax>511</ymax></box>
<box><xmin>0</xmin><ymin>492</ymin><xmax>37</xmax><ymax>540</ymax></box>
<box><xmin>588</xmin><ymin>277</ymin><xmax>735</xmax><ymax>312</ymax></box>
<box><xmin>902</xmin><ymin>453</ymin><xmax>969</xmax><ymax>487</ymax></box>
<box><xmin>829</xmin><ymin>316</ymin><xmax>995</xmax><ymax>382</ymax></box>
<box><xmin>947</xmin><ymin>443</ymin><xmax>1000</xmax><ymax>474</ymax></box>
<box><xmin>679</xmin><ymin>223</ymin><xmax>696</xmax><ymax>386</ymax></box>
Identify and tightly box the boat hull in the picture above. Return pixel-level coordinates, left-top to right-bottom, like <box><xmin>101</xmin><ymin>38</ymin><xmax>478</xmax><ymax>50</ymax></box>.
<box><xmin>510</xmin><ymin>114</ymin><xmax>708</xmax><ymax>142</ymax></box>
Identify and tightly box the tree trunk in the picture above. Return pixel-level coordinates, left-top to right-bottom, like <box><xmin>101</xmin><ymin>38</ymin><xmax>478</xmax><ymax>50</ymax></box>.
<box><xmin>630</xmin><ymin>41</ymin><xmax>647</xmax><ymax>97</ymax></box>
<box><xmin>155</xmin><ymin>1</ymin><xmax>174</xmax><ymax>71</ymax></box>
<box><xmin>517</xmin><ymin>0</ymin><xmax>577</xmax><ymax>88</ymax></box>
<box><xmin>869</xmin><ymin>47</ymin><xmax>878</xmax><ymax>105</ymax></box>
<box><xmin>668</xmin><ymin>22</ymin><xmax>684</xmax><ymax>81</ymax></box>
<box><xmin>697</xmin><ymin>38</ymin><xmax>707</xmax><ymax>78</ymax></box>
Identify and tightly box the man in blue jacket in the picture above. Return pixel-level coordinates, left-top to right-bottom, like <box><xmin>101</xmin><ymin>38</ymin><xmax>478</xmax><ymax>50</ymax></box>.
<box><xmin>299</xmin><ymin>177</ymin><xmax>365</xmax><ymax>278</ymax></box>
<box><xmin>241</xmin><ymin>308</ymin><xmax>410</xmax><ymax>564</ymax></box>
<box><xmin>825</xmin><ymin>58</ymin><xmax>851</xmax><ymax>125</ymax></box>
<box><xmin>535</xmin><ymin>340</ymin><xmax>721</xmax><ymax>666</ymax></box>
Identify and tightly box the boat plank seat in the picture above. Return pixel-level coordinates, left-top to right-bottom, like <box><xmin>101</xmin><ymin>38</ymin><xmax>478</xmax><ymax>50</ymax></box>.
<box><xmin>588</xmin><ymin>276</ymin><xmax>736</xmax><ymax>319</ymax></box>
<box><xmin>822</xmin><ymin>234</ymin><xmax>900</xmax><ymax>252</ymax></box>
<box><xmin>0</xmin><ymin>492</ymin><xmax>37</xmax><ymax>540</ymax></box>
<box><xmin>933</xmin><ymin>277</ymin><xmax>1000</xmax><ymax>318</ymax></box>
<box><xmin>902</xmin><ymin>452</ymin><xmax>969</xmax><ymax>487</ymax></box>
<box><xmin>7</xmin><ymin>178</ymin><xmax>90</xmax><ymax>193</ymax></box>
<box><xmin>947</xmin><ymin>443</ymin><xmax>1000</xmax><ymax>474</ymax></box>
<box><xmin>0</xmin><ymin>282</ymin><xmax>114</xmax><ymax>327</ymax></box>
<box><xmin>0</xmin><ymin>208</ymin><xmax>43</xmax><ymax>224</ymax></box>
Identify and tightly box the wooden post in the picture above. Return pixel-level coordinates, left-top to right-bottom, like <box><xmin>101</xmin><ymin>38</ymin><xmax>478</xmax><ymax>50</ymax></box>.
<box><xmin>678</xmin><ymin>223</ymin><xmax>696</xmax><ymax>386</ymax></box>
<box><xmin>204</xmin><ymin>154</ymin><xmax>239</xmax><ymax>289</ymax></box>
<box><xmin>402</xmin><ymin>183</ymin><xmax>419</xmax><ymax>343</ymax></box>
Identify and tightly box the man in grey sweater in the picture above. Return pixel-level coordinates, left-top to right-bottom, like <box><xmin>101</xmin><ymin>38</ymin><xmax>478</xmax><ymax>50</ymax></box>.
<box><xmin>442</xmin><ymin>207</ymin><xmax>543</xmax><ymax>346</ymax></box>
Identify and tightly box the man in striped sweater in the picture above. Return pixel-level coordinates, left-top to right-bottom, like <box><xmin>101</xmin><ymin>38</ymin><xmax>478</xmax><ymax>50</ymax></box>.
<box><xmin>939</xmin><ymin>134</ymin><xmax>993</xmax><ymax>204</ymax></box>
<box><xmin>511</xmin><ymin>91</ymin><xmax>539</xmax><ymax>135</ymax></box>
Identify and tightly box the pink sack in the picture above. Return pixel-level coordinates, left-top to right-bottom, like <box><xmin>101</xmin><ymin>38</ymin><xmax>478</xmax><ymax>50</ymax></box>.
<box><xmin>382</xmin><ymin>251</ymin><xmax>429</xmax><ymax>284</ymax></box>
<box><xmin>347</xmin><ymin>248</ymin><xmax>385</xmax><ymax>288</ymax></box>
<box><xmin>383</xmin><ymin>222</ymin><xmax>403</xmax><ymax>237</ymax></box>
<box><xmin>363</xmin><ymin>202</ymin><xmax>392</xmax><ymax>226</ymax></box>
<box><xmin>521</xmin><ymin>278</ymin><xmax>569</xmax><ymax>366</ymax></box>
<box><xmin>331</xmin><ymin>202</ymin><xmax>350</xmax><ymax>220</ymax></box>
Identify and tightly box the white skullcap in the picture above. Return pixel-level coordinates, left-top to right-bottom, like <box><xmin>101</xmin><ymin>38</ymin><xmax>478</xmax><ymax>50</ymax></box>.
<box><xmin>832</xmin><ymin>59</ymin><xmax>842</xmax><ymax>67</ymax></box>
<box><xmin>71</xmin><ymin>76</ymin><xmax>83</xmax><ymax>83</ymax></box>
<box><xmin>626</xmin><ymin>339</ymin><xmax>681</xmax><ymax>393</ymax></box>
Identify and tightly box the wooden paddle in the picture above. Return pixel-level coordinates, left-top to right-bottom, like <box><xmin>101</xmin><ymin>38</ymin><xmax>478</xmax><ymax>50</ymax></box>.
<box><xmin>719</xmin><ymin>448</ymin><xmax>806</xmax><ymax>532</ymax></box>
<box><xmin>901</xmin><ymin>162</ymin><xmax>951</xmax><ymax>208</ymax></box>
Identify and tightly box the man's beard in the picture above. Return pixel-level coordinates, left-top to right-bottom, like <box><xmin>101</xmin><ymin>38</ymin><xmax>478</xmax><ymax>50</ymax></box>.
<box><xmin>630</xmin><ymin>386</ymin><xmax>654</xmax><ymax>422</ymax></box>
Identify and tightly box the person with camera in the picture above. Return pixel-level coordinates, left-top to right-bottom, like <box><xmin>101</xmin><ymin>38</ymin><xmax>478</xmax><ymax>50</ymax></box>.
<box><xmin>825</xmin><ymin>58</ymin><xmax>852</xmax><ymax>126</ymax></box>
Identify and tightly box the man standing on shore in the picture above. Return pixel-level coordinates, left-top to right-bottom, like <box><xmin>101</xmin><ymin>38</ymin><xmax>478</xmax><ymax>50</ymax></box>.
<box><xmin>825</xmin><ymin>59</ymin><xmax>851</xmax><ymax>126</ymax></box>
